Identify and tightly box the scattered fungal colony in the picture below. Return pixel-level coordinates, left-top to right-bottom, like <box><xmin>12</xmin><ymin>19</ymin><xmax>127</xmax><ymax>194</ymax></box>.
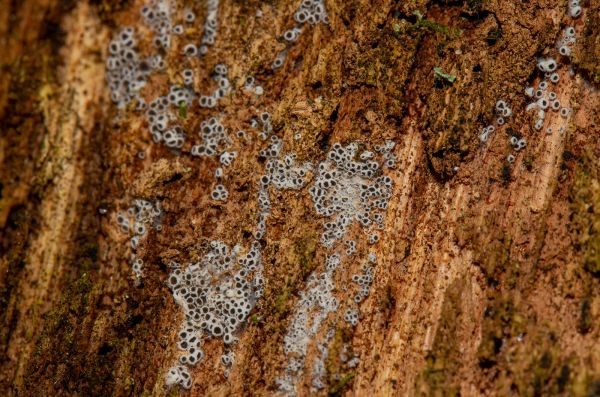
<box><xmin>480</xmin><ymin>1</ymin><xmax>583</xmax><ymax>165</ymax></box>
<box><xmin>107</xmin><ymin>0</ymin><xmax>585</xmax><ymax>394</ymax></box>
<box><xmin>109</xmin><ymin>0</ymin><xmax>382</xmax><ymax>391</ymax></box>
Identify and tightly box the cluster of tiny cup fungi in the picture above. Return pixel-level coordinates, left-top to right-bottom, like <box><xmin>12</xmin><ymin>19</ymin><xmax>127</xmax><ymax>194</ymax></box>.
<box><xmin>254</xmin><ymin>124</ymin><xmax>314</xmax><ymax>240</ymax></box>
<box><xmin>479</xmin><ymin>2</ymin><xmax>582</xmax><ymax>166</ymax></box>
<box><xmin>115</xmin><ymin>199</ymin><xmax>163</xmax><ymax>279</ymax></box>
<box><xmin>164</xmin><ymin>241</ymin><xmax>263</xmax><ymax>387</ymax></box>
<box><xmin>107</xmin><ymin>0</ymin><xmax>232</xmax><ymax>153</ymax></box>
<box><xmin>309</xmin><ymin>142</ymin><xmax>395</xmax><ymax>248</ymax></box>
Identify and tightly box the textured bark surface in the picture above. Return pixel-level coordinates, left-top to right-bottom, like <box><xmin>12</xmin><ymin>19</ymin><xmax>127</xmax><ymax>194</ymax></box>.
<box><xmin>1</xmin><ymin>0</ymin><xmax>600</xmax><ymax>396</ymax></box>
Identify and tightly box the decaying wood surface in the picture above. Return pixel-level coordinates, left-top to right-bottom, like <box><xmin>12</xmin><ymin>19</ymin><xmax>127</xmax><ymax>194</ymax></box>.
<box><xmin>1</xmin><ymin>0</ymin><xmax>600</xmax><ymax>396</ymax></box>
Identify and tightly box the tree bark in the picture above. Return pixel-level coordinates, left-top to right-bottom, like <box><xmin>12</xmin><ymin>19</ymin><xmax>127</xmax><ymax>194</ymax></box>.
<box><xmin>1</xmin><ymin>0</ymin><xmax>600</xmax><ymax>396</ymax></box>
